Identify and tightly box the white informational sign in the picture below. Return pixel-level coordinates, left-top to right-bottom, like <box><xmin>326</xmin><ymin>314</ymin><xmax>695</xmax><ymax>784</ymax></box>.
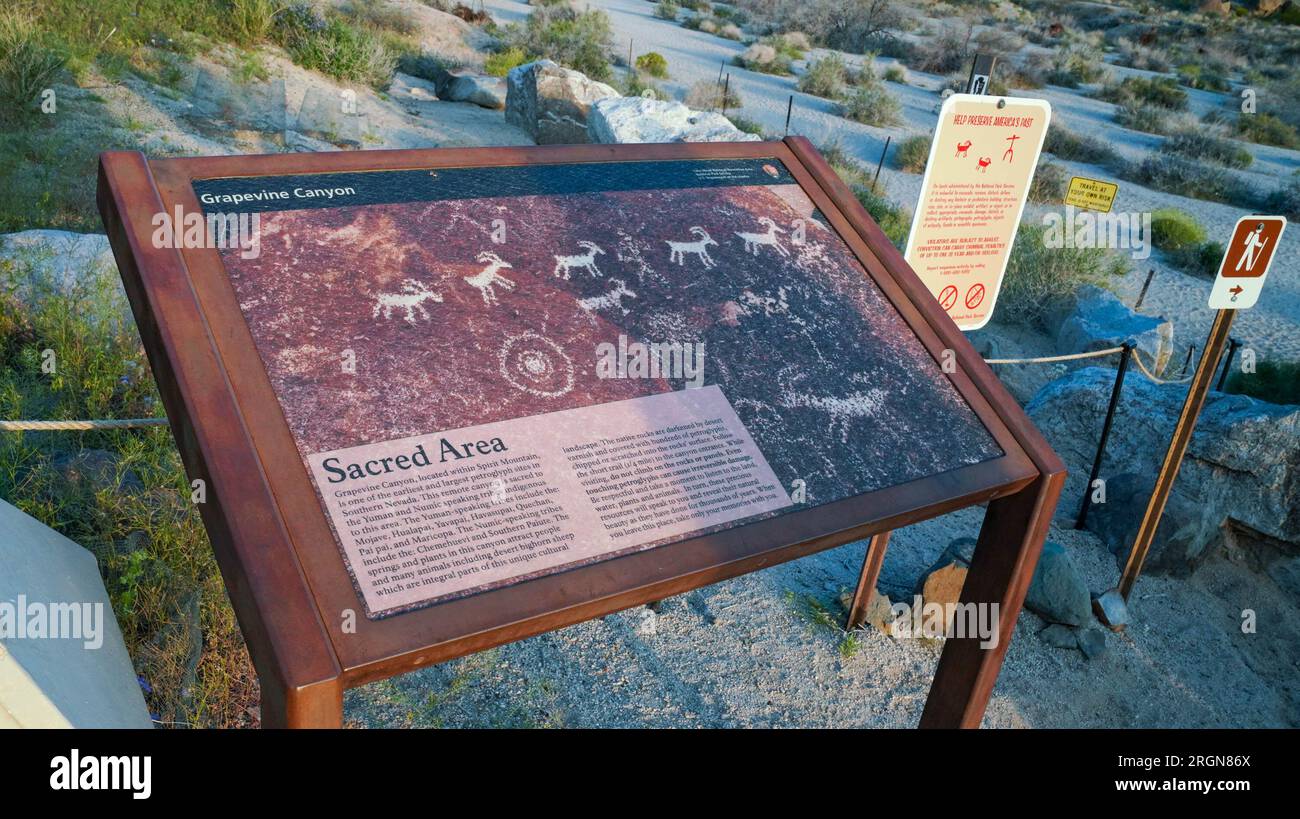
<box><xmin>1207</xmin><ymin>216</ymin><xmax>1287</xmax><ymax>310</ymax></box>
<box><xmin>904</xmin><ymin>94</ymin><xmax>1051</xmax><ymax>330</ymax></box>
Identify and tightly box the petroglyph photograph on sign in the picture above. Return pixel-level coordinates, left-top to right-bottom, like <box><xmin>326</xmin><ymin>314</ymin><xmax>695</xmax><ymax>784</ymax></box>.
<box><xmin>194</xmin><ymin>158</ymin><xmax>1002</xmax><ymax>615</ymax></box>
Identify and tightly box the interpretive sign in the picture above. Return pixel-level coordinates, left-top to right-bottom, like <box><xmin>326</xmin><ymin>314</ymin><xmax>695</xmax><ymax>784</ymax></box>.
<box><xmin>98</xmin><ymin>139</ymin><xmax>1063</xmax><ymax>728</ymax></box>
<box><xmin>905</xmin><ymin>94</ymin><xmax>1050</xmax><ymax>330</ymax></box>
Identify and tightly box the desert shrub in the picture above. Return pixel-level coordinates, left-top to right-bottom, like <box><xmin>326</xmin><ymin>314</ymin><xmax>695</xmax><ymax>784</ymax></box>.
<box><xmin>712</xmin><ymin>4</ymin><xmax>748</xmax><ymax>25</ymax></box>
<box><xmin>837</xmin><ymin>71</ymin><xmax>900</xmax><ymax>126</ymax></box>
<box><xmin>1265</xmin><ymin>177</ymin><xmax>1300</xmax><ymax>220</ymax></box>
<box><xmin>636</xmin><ymin>51</ymin><xmax>669</xmax><ymax>78</ymax></box>
<box><xmin>654</xmin><ymin>1</ymin><xmax>680</xmax><ymax>21</ymax></box>
<box><xmin>684</xmin><ymin>77</ymin><xmax>740</xmax><ymax>110</ymax></box>
<box><xmin>501</xmin><ymin>5</ymin><xmax>614</xmax><ymax>81</ymax></box>
<box><xmin>1175</xmin><ymin>62</ymin><xmax>1229</xmax><ymax>92</ymax></box>
<box><xmin>727</xmin><ymin>114</ymin><xmax>766</xmax><ymax>136</ymax></box>
<box><xmin>1235</xmin><ymin>113</ymin><xmax>1300</xmax><ymax>149</ymax></box>
<box><xmin>910</xmin><ymin>23</ymin><xmax>971</xmax><ymax>74</ymax></box>
<box><xmin>852</xmin><ymin>181</ymin><xmax>911</xmax><ymax>249</ymax></box>
<box><xmin>485</xmin><ymin>46</ymin><xmax>528</xmax><ymax>76</ymax></box>
<box><xmin>229</xmin><ymin>0</ymin><xmax>282</xmax><ymax>44</ymax></box>
<box><xmin>1028</xmin><ymin>160</ymin><xmax>1069</xmax><ymax>204</ymax></box>
<box><xmin>1043</xmin><ymin>124</ymin><xmax>1119</xmax><ymax>165</ymax></box>
<box><xmin>620</xmin><ymin>70</ymin><xmax>666</xmax><ymax>99</ymax></box>
<box><xmin>1096</xmin><ymin>75</ymin><xmax>1188</xmax><ymax>110</ymax></box>
<box><xmin>882</xmin><ymin>64</ymin><xmax>907</xmax><ymax>84</ymax></box>
<box><xmin>274</xmin><ymin>7</ymin><xmax>398</xmax><ymax>88</ymax></box>
<box><xmin>343</xmin><ymin>0</ymin><xmax>419</xmax><ymax>35</ymax></box>
<box><xmin>1161</xmin><ymin>130</ymin><xmax>1252</xmax><ymax>169</ymax></box>
<box><xmin>1004</xmin><ymin>52</ymin><xmax>1049</xmax><ymax>89</ymax></box>
<box><xmin>1111</xmin><ymin>37</ymin><xmax>1171</xmax><ymax>72</ymax></box>
<box><xmin>734</xmin><ymin>43</ymin><xmax>792</xmax><ymax>75</ymax></box>
<box><xmin>1000</xmin><ymin>224</ymin><xmax>1115</xmax><ymax>329</ymax></box>
<box><xmin>1168</xmin><ymin>240</ymin><xmax>1224</xmax><ymax>278</ymax></box>
<box><xmin>1114</xmin><ymin>103</ymin><xmax>1180</xmax><ymax>135</ymax></box>
<box><xmin>719</xmin><ymin>23</ymin><xmax>743</xmax><ymax>40</ymax></box>
<box><xmin>1150</xmin><ymin>208</ymin><xmax>1206</xmax><ymax>252</ymax></box>
<box><xmin>1045</xmin><ymin>48</ymin><xmax>1105</xmax><ymax>87</ymax></box>
<box><xmin>798</xmin><ymin>54</ymin><xmax>846</xmax><ymax>98</ymax></box>
<box><xmin>0</xmin><ymin>8</ymin><xmax>67</xmax><ymax>117</ymax></box>
<box><xmin>680</xmin><ymin>0</ymin><xmax>712</xmax><ymax>10</ymax></box>
<box><xmin>894</xmin><ymin>134</ymin><xmax>931</xmax><ymax>173</ymax></box>
<box><xmin>1132</xmin><ymin>154</ymin><xmax>1255</xmax><ymax>206</ymax></box>
<box><xmin>1226</xmin><ymin>360</ymin><xmax>1300</xmax><ymax>406</ymax></box>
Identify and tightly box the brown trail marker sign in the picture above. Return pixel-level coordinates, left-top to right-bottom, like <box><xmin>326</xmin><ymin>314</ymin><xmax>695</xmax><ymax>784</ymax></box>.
<box><xmin>98</xmin><ymin>140</ymin><xmax>1064</xmax><ymax>728</ymax></box>
<box><xmin>904</xmin><ymin>94</ymin><xmax>1050</xmax><ymax>330</ymax></box>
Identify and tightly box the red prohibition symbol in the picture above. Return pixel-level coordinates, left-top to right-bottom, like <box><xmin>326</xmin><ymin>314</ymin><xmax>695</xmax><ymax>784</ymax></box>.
<box><xmin>938</xmin><ymin>285</ymin><xmax>959</xmax><ymax>311</ymax></box>
<box><xmin>965</xmin><ymin>283</ymin><xmax>986</xmax><ymax>310</ymax></box>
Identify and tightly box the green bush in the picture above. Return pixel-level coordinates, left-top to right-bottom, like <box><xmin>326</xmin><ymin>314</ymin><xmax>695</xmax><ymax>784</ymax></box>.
<box><xmin>1175</xmin><ymin>62</ymin><xmax>1229</xmax><ymax>92</ymax></box>
<box><xmin>485</xmin><ymin>46</ymin><xmax>529</xmax><ymax>77</ymax></box>
<box><xmin>798</xmin><ymin>54</ymin><xmax>846</xmax><ymax>99</ymax></box>
<box><xmin>1114</xmin><ymin>103</ymin><xmax>1180</xmax><ymax>135</ymax></box>
<box><xmin>1161</xmin><ymin>130</ymin><xmax>1253</xmax><ymax>169</ymax></box>
<box><xmin>0</xmin><ymin>9</ymin><xmax>66</xmax><ymax>118</ymax></box>
<box><xmin>839</xmin><ymin>83</ymin><xmax>901</xmax><ymax>126</ymax></box>
<box><xmin>1226</xmin><ymin>359</ymin><xmax>1300</xmax><ymax>406</ymax></box>
<box><xmin>1150</xmin><ymin>208</ymin><xmax>1206</xmax><ymax>252</ymax></box>
<box><xmin>1132</xmin><ymin>155</ymin><xmax>1256</xmax><ymax>207</ymax></box>
<box><xmin>851</xmin><ymin>182</ymin><xmax>911</xmax><ymax>249</ymax></box>
<box><xmin>734</xmin><ymin>43</ymin><xmax>792</xmax><ymax>75</ymax></box>
<box><xmin>894</xmin><ymin>134</ymin><xmax>931</xmax><ymax>173</ymax></box>
<box><xmin>882</xmin><ymin>64</ymin><xmax>907</xmax><ymax>84</ymax></box>
<box><xmin>635</xmin><ymin>51</ymin><xmax>669</xmax><ymax>78</ymax></box>
<box><xmin>274</xmin><ymin>7</ymin><xmax>397</xmax><ymax>88</ymax></box>
<box><xmin>727</xmin><ymin>114</ymin><xmax>765</xmax><ymax>136</ymax></box>
<box><xmin>1169</xmin><ymin>240</ymin><xmax>1224</xmax><ymax>278</ymax></box>
<box><xmin>1000</xmin><ymin>224</ymin><xmax>1115</xmax><ymax>329</ymax></box>
<box><xmin>1043</xmin><ymin>124</ymin><xmax>1119</xmax><ymax>165</ymax></box>
<box><xmin>1045</xmin><ymin>49</ymin><xmax>1105</xmax><ymax>87</ymax></box>
<box><xmin>502</xmin><ymin>6</ymin><xmax>614</xmax><ymax>82</ymax></box>
<box><xmin>1096</xmin><ymin>75</ymin><xmax>1188</xmax><ymax>110</ymax></box>
<box><xmin>1236</xmin><ymin>113</ymin><xmax>1300</xmax><ymax>149</ymax></box>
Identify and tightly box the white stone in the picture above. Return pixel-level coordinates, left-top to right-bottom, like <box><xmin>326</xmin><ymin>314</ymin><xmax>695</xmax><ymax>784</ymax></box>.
<box><xmin>0</xmin><ymin>500</ymin><xmax>152</xmax><ymax>728</ymax></box>
<box><xmin>589</xmin><ymin>97</ymin><xmax>761</xmax><ymax>144</ymax></box>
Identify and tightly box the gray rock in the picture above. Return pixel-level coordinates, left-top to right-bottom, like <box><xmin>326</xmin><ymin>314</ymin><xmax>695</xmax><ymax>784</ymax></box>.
<box><xmin>1056</xmin><ymin>285</ymin><xmax>1173</xmax><ymax>373</ymax></box>
<box><xmin>1027</xmin><ymin>367</ymin><xmax>1300</xmax><ymax>551</ymax></box>
<box><xmin>1077</xmin><ymin>627</ymin><xmax>1108</xmax><ymax>660</ymax></box>
<box><xmin>1039</xmin><ymin>623</ymin><xmax>1078</xmax><ymax>649</ymax></box>
<box><xmin>505</xmin><ymin>59</ymin><xmax>620</xmax><ymax>144</ymax></box>
<box><xmin>436</xmin><ymin>70</ymin><xmax>506</xmax><ymax>109</ymax></box>
<box><xmin>1092</xmin><ymin>588</ymin><xmax>1129</xmax><ymax>630</ymax></box>
<box><xmin>1025</xmin><ymin>541</ymin><xmax>1092</xmax><ymax>626</ymax></box>
<box><xmin>1087</xmin><ymin>472</ymin><xmax>1225</xmax><ymax>575</ymax></box>
<box><xmin>589</xmin><ymin>96</ymin><xmax>761</xmax><ymax>144</ymax></box>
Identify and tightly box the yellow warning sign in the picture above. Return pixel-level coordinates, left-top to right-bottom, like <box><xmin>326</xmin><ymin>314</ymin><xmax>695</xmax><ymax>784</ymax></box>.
<box><xmin>1064</xmin><ymin>176</ymin><xmax>1118</xmax><ymax>213</ymax></box>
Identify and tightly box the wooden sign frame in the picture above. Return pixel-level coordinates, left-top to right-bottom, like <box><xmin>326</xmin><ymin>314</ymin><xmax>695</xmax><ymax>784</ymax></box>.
<box><xmin>97</xmin><ymin>138</ymin><xmax>1063</xmax><ymax>728</ymax></box>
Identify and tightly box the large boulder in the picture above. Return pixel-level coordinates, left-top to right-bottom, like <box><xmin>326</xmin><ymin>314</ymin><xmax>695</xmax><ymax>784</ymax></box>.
<box><xmin>1027</xmin><ymin>366</ymin><xmax>1300</xmax><ymax>554</ymax></box>
<box><xmin>1056</xmin><ymin>285</ymin><xmax>1173</xmax><ymax>374</ymax></box>
<box><xmin>427</xmin><ymin>65</ymin><xmax>506</xmax><ymax>109</ymax></box>
<box><xmin>505</xmin><ymin>60</ymin><xmax>619</xmax><ymax>144</ymax></box>
<box><xmin>589</xmin><ymin>97</ymin><xmax>762</xmax><ymax>144</ymax></box>
<box><xmin>1086</xmin><ymin>472</ymin><xmax>1226</xmax><ymax>575</ymax></box>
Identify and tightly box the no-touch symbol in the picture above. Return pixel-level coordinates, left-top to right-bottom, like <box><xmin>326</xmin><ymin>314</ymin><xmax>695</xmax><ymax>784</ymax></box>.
<box><xmin>938</xmin><ymin>285</ymin><xmax>959</xmax><ymax>311</ymax></box>
<box><xmin>965</xmin><ymin>283</ymin><xmax>986</xmax><ymax>310</ymax></box>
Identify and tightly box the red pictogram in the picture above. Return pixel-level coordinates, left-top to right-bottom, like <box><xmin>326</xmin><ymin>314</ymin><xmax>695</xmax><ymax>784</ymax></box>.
<box><xmin>938</xmin><ymin>285</ymin><xmax>959</xmax><ymax>311</ymax></box>
<box><xmin>965</xmin><ymin>283</ymin><xmax>986</xmax><ymax>310</ymax></box>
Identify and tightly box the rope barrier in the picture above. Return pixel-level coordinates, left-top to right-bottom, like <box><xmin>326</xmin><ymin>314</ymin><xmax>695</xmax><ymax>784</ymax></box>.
<box><xmin>0</xmin><ymin>418</ymin><xmax>168</xmax><ymax>431</ymax></box>
<box><xmin>983</xmin><ymin>346</ymin><xmax>1125</xmax><ymax>365</ymax></box>
<box><xmin>0</xmin><ymin>344</ymin><xmax>1215</xmax><ymax>432</ymax></box>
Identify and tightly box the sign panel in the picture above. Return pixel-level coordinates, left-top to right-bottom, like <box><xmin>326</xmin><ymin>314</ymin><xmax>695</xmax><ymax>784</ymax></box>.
<box><xmin>192</xmin><ymin>157</ymin><xmax>1005</xmax><ymax>617</ymax></box>
<box><xmin>904</xmin><ymin>93</ymin><xmax>1051</xmax><ymax>330</ymax></box>
<box><xmin>1064</xmin><ymin>176</ymin><xmax>1118</xmax><ymax>213</ymax></box>
<box><xmin>1207</xmin><ymin>216</ymin><xmax>1287</xmax><ymax>310</ymax></box>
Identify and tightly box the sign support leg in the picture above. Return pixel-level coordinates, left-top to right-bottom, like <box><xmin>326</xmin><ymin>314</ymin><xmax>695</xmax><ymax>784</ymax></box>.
<box><xmin>845</xmin><ymin>530</ymin><xmax>891</xmax><ymax>630</ymax></box>
<box><xmin>1118</xmin><ymin>308</ymin><xmax>1235</xmax><ymax>600</ymax></box>
<box><xmin>920</xmin><ymin>468</ymin><xmax>1064</xmax><ymax>728</ymax></box>
<box><xmin>261</xmin><ymin>676</ymin><xmax>344</xmax><ymax>728</ymax></box>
